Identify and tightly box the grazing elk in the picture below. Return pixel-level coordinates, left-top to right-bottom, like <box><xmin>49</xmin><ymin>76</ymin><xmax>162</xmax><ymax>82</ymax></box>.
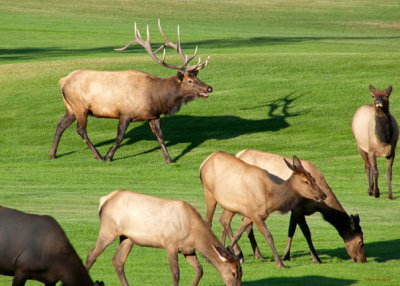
<box><xmin>85</xmin><ymin>190</ymin><xmax>242</xmax><ymax>286</ymax></box>
<box><xmin>233</xmin><ymin>149</ymin><xmax>366</xmax><ymax>264</ymax></box>
<box><xmin>50</xmin><ymin>19</ymin><xmax>212</xmax><ymax>163</ymax></box>
<box><xmin>0</xmin><ymin>206</ymin><xmax>103</xmax><ymax>286</ymax></box>
<box><xmin>199</xmin><ymin>151</ymin><xmax>326</xmax><ymax>268</ymax></box>
<box><xmin>352</xmin><ymin>85</ymin><xmax>399</xmax><ymax>199</ymax></box>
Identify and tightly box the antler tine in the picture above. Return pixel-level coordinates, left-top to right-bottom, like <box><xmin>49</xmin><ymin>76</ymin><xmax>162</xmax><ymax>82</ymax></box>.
<box><xmin>116</xmin><ymin>19</ymin><xmax>210</xmax><ymax>72</ymax></box>
<box><xmin>187</xmin><ymin>54</ymin><xmax>210</xmax><ymax>72</ymax></box>
<box><xmin>115</xmin><ymin>22</ymin><xmax>141</xmax><ymax>51</ymax></box>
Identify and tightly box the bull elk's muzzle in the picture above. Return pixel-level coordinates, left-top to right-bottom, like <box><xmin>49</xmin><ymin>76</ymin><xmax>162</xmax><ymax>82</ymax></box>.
<box><xmin>200</xmin><ymin>86</ymin><xmax>213</xmax><ymax>98</ymax></box>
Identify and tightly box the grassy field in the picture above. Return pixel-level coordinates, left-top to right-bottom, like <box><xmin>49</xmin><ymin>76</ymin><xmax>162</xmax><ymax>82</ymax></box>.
<box><xmin>1</xmin><ymin>0</ymin><xmax>400</xmax><ymax>285</ymax></box>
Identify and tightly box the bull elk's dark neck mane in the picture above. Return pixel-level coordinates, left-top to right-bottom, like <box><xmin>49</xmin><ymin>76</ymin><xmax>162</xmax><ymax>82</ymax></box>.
<box><xmin>375</xmin><ymin>106</ymin><xmax>394</xmax><ymax>143</ymax></box>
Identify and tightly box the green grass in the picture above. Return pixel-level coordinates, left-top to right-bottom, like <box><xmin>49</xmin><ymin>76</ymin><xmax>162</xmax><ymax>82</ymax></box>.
<box><xmin>1</xmin><ymin>0</ymin><xmax>400</xmax><ymax>285</ymax></box>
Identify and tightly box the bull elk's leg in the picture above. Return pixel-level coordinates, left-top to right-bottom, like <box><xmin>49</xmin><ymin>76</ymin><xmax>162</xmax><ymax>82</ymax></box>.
<box><xmin>49</xmin><ymin>112</ymin><xmax>76</xmax><ymax>159</ymax></box>
<box><xmin>282</xmin><ymin>212</ymin><xmax>297</xmax><ymax>261</ymax></box>
<box><xmin>387</xmin><ymin>154</ymin><xmax>395</xmax><ymax>200</ymax></box>
<box><xmin>112</xmin><ymin>236</ymin><xmax>134</xmax><ymax>286</ymax></box>
<box><xmin>358</xmin><ymin>147</ymin><xmax>373</xmax><ymax>196</ymax></box>
<box><xmin>149</xmin><ymin>118</ymin><xmax>174</xmax><ymax>163</ymax></box>
<box><xmin>166</xmin><ymin>247</ymin><xmax>180</xmax><ymax>286</ymax></box>
<box><xmin>368</xmin><ymin>153</ymin><xmax>380</xmax><ymax>198</ymax></box>
<box><xmin>220</xmin><ymin>210</ymin><xmax>244</xmax><ymax>262</ymax></box>
<box><xmin>296</xmin><ymin>215</ymin><xmax>321</xmax><ymax>264</ymax></box>
<box><xmin>76</xmin><ymin>113</ymin><xmax>104</xmax><ymax>161</ymax></box>
<box><xmin>253</xmin><ymin>217</ymin><xmax>286</xmax><ymax>268</ymax></box>
<box><xmin>184</xmin><ymin>253</ymin><xmax>203</xmax><ymax>286</ymax></box>
<box><xmin>105</xmin><ymin>117</ymin><xmax>131</xmax><ymax>162</ymax></box>
<box><xmin>245</xmin><ymin>224</ymin><xmax>265</xmax><ymax>259</ymax></box>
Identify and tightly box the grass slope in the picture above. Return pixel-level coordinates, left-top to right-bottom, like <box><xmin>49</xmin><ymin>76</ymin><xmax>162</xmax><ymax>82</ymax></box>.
<box><xmin>1</xmin><ymin>0</ymin><xmax>400</xmax><ymax>285</ymax></box>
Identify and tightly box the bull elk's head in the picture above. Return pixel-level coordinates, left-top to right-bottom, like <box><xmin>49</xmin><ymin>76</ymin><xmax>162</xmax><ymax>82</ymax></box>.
<box><xmin>115</xmin><ymin>19</ymin><xmax>212</xmax><ymax>98</ymax></box>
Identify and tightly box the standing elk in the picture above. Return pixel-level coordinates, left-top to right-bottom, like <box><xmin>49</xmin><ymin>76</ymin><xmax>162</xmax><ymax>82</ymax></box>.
<box><xmin>85</xmin><ymin>190</ymin><xmax>242</xmax><ymax>286</ymax></box>
<box><xmin>50</xmin><ymin>19</ymin><xmax>212</xmax><ymax>163</ymax></box>
<box><xmin>352</xmin><ymin>85</ymin><xmax>399</xmax><ymax>199</ymax></box>
<box><xmin>234</xmin><ymin>149</ymin><xmax>366</xmax><ymax>263</ymax></box>
<box><xmin>0</xmin><ymin>206</ymin><xmax>103</xmax><ymax>286</ymax></box>
<box><xmin>199</xmin><ymin>151</ymin><xmax>327</xmax><ymax>268</ymax></box>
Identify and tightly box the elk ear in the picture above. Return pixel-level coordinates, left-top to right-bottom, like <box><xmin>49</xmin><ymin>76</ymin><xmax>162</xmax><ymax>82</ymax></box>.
<box><xmin>191</xmin><ymin>70</ymin><xmax>199</xmax><ymax>77</ymax></box>
<box><xmin>369</xmin><ymin>85</ymin><xmax>376</xmax><ymax>95</ymax></box>
<box><xmin>352</xmin><ymin>213</ymin><xmax>360</xmax><ymax>224</ymax></box>
<box><xmin>213</xmin><ymin>245</ymin><xmax>229</xmax><ymax>262</ymax></box>
<box><xmin>177</xmin><ymin>72</ymin><xmax>184</xmax><ymax>82</ymax></box>
<box><xmin>386</xmin><ymin>86</ymin><xmax>393</xmax><ymax>95</ymax></box>
<box><xmin>284</xmin><ymin>158</ymin><xmax>295</xmax><ymax>171</ymax></box>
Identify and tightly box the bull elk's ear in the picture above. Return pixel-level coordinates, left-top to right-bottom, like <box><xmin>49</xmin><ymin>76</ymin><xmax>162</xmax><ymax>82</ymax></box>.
<box><xmin>386</xmin><ymin>86</ymin><xmax>393</xmax><ymax>96</ymax></box>
<box><xmin>191</xmin><ymin>70</ymin><xmax>199</xmax><ymax>77</ymax></box>
<box><xmin>177</xmin><ymin>72</ymin><xmax>184</xmax><ymax>82</ymax></box>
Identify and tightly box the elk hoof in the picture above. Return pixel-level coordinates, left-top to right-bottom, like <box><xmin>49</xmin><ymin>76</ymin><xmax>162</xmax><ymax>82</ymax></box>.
<box><xmin>165</xmin><ymin>159</ymin><xmax>175</xmax><ymax>164</ymax></box>
<box><xmin>277</xmin><ymin>261</ymin><xmax>287</xmax><ymax>268</ymax></box>
<box><xmin>388</xmin><ymin>194</ymin><xmax>394</xmax><ymax>200</ymax></box>
<box><xmin>49</xmin><ymin>154</ymin><xmax>56</xmax><ymax>160</ymax></box>
<box><xmin>368</xmin><ymin>189</ymin><xmax>373</xmax><ymax>196</ymax></box>
<box><xmin>254</xmin><ymin>253</ymin><xmax>264</xmax><ymax>260</ymax></box>
<box><xmin>374</xmin><ymin>191</ymin><xmax>380</xmax><ymax>198</ymax></box>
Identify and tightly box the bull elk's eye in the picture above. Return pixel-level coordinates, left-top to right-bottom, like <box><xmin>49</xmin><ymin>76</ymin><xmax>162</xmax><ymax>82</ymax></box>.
<box><xmin>188</xmin><ymin>79</ymin><xmax>193</xmax><ymax>84</ymax></box>
<box><xmin>232</xmin><ymin>272</ymin><xmax>236</xmax><ymax>278</ymax></box>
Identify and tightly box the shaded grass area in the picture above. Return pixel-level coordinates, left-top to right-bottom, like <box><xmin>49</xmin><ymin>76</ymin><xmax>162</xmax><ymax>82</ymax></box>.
<box><xmin>1</xmin><ymin>0</ymin><xmax>400</xmax><ymax>285</ymax></box>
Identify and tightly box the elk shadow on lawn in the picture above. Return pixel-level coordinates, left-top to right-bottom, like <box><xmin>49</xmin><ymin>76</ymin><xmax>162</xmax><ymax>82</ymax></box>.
<box><xmin>243</xmin><ymin>275</ymin><xmax>356</xmax><ymax>286</ymax></box>
<box><xmin>99</xmin><ymin>91</ymin><xmax>309</xmax><ymax>162</ymax></box>
<box><xmin>283</xmin><ymin>238</ymin><xmax>400</xmax><ymax>263</ymax></box>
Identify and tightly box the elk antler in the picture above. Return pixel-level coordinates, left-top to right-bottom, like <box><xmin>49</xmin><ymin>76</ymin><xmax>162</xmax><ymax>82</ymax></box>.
<box><xmin>115</xmin><ymin>19</ymin><xmax>209</xmax><ymax>72</ymax></box>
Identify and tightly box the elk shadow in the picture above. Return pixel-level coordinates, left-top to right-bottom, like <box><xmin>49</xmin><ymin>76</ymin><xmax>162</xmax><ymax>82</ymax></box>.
<box><xmin>98</xmin><ymin>92</ymin><xmax>309</xmax><ymax>162</ymax></box>
<box><xmin>243</xmin><ymin>276</ymin><xmax>356</xmax><ymax>286</ymax></box>
<box><xmin>285</xmin><ymin>239</ymin><xmax>400</xmax><ymax>263</ymax></box>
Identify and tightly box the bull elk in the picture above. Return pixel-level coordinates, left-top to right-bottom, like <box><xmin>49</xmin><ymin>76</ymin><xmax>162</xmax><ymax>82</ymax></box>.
<box><xmin>352</xmin><ymin>85</ymin><xmax>399</xmax><ymax>199</ymax></box>
<box><xmin>234</xmin><ymin>149</ymin><xmax>366</xmax><ymax>263</ymax></box>
<box><xmin>199</xmin><ymin>151</ymin><xmax>326</xmax><ymax>268</ymax></box>
<box><xmin>85</xmin><ymin>190</ymin><xmax>242</xmax><ymax>286</ymax></box>
<box><xmin>50</xmin><ymin>19</ymin><xmax>212</xmax><ymax>163</ymax></box>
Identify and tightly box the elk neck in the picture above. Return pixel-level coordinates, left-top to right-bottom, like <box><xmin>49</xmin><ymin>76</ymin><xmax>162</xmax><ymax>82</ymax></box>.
<box><xmin>375</xmin><ymin>107</ymin><xmax>394</xmax><ymax>143</ymax></box>
<box><xmin>264</xmin><ymin>175</ymin><xmax>301</xmax><ymax>214</ymax></box>
<box><xmin>149</xmin><ymin>76</ymin><xmax>196</xmax><ymax>117</ymax></box>
<box><xmin>317</xmin><ymin>206</ymin><xmax>356</xmax><ymax>240</ymax></box>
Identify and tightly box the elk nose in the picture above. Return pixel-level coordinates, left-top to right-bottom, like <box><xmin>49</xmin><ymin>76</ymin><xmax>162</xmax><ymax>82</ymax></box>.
<box><xmin>207</xmin><ymin>86</ymin><xmax>213</xmax><ymax>93</ymax></box>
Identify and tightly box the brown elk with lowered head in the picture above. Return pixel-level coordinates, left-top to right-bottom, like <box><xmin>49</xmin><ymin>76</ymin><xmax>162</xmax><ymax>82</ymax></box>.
<box><xmin>85</xmin><ymin>190</ymin><xmax>242</xmax><ymax>286</ymax></box>
<box><xmin>199</xmin><ymin>151</ymin><xmax>326</xmax><ymax>268</ymax></box>
<box><xmin>352</xmin><ymin>85</ymin><xmax>399</xmax><ymax>199</ymax></box>
<box><xmin>50</xmin><ymin>19</ymin><xmax>212</xmax><ymax>163</ymax></box>
<box><xmin>234</xmin><ymin>149</ymin><xmax>366</xmax><ymax>264</ymax></box>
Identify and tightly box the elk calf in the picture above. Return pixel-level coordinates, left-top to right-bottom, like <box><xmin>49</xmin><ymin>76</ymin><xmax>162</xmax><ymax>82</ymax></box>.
<box><xmin>0</xmin><ymin>206</ymin><xmax>103</xmax><ymax>286</ymax></box>
<box><xmin>352</xmin><ymin>85</ymin><xmax>399</xmax><ymax>199</ymax></box>
<box><xmin>199</xmin><ymin>151</ymin><xmax>326</xmax><ymax>268</ymax></box>
<box><xmin>86</xmin><ymin>190</ymin><xmax>242</xmax><ymax>286</ymax></box>
<box><xmin>50</xmin><ymin>20</ymin><xmax>212</xmax><ymax>163</ymax></box>
<box><xmin>234</xmin><ymin>149</ymin><xmax>366</xmax><ymax>263</ymax></box>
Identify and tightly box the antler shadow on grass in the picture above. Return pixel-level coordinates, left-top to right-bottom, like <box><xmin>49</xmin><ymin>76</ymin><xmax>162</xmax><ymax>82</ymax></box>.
<box><xmin>99</xmin><ymin>92</ymin><xmax>308</xmax><ymax>162</ymax></box>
